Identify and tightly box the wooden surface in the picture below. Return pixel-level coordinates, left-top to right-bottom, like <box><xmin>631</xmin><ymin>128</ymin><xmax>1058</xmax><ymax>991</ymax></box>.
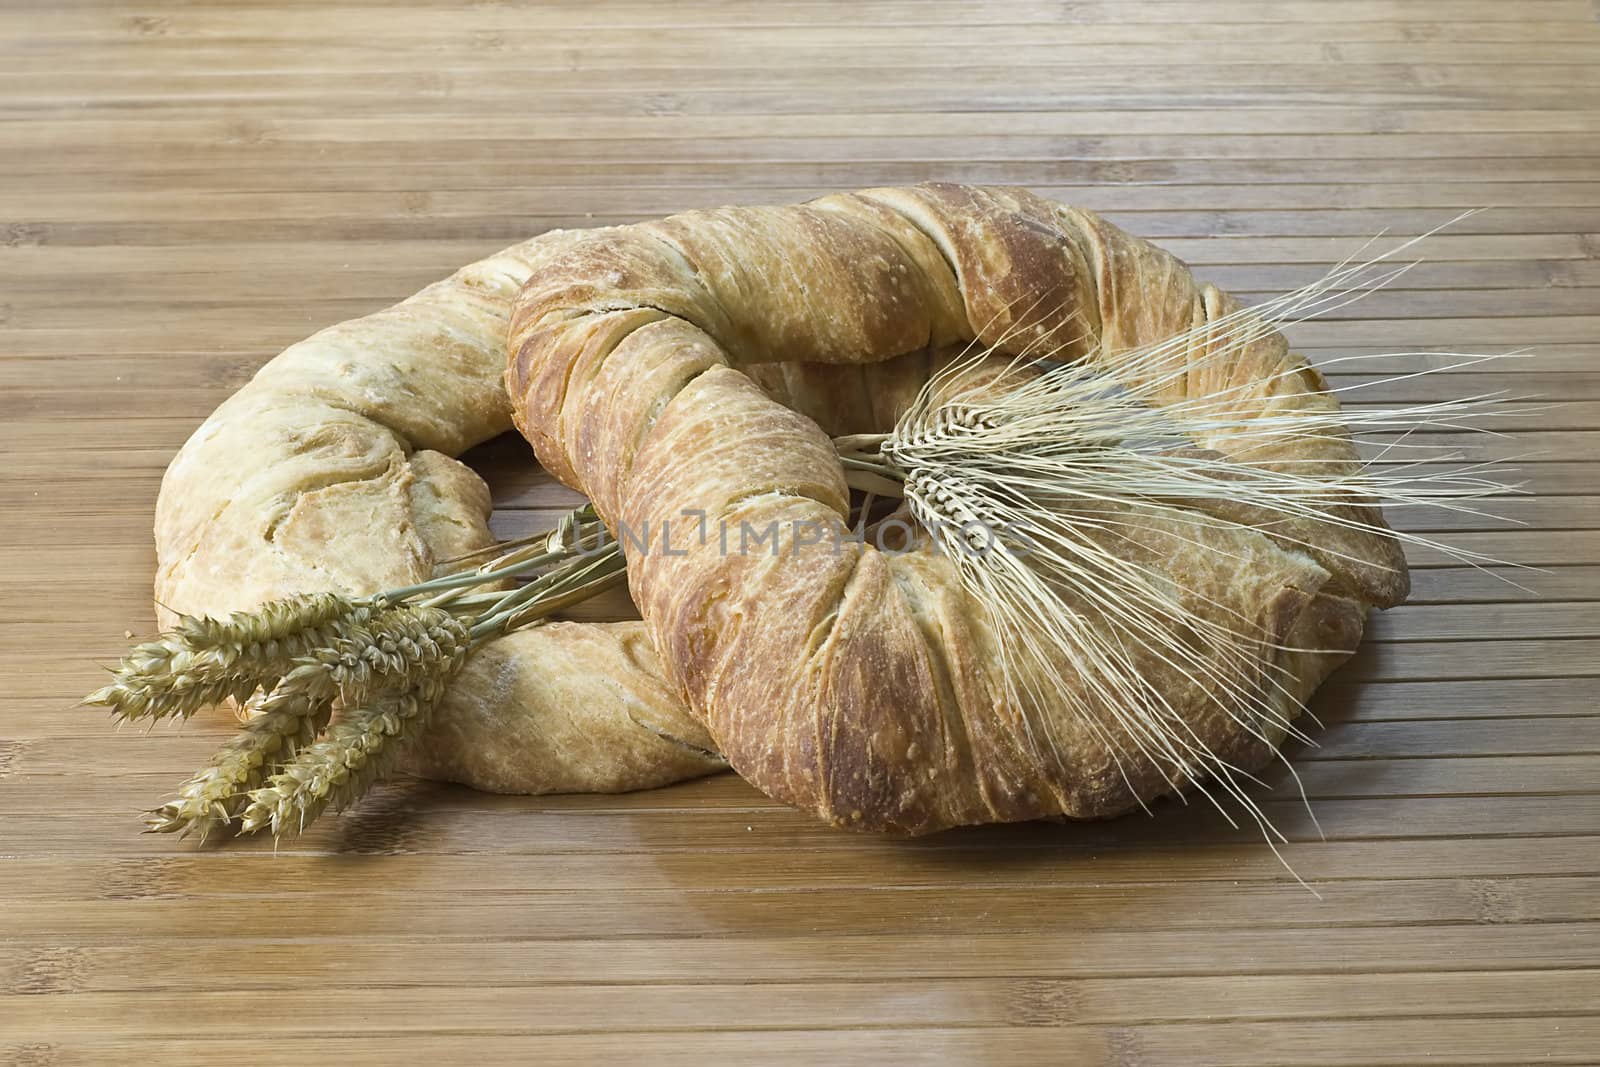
<box><xmin>4</xmin><ymin>2</ymin><xmax>1599</xmax><ymax>1064</ymax></box>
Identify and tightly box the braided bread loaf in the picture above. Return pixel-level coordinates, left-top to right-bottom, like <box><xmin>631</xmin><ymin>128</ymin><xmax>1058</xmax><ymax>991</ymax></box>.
<box><xmin>508</xmin><ymin>183</ymin><xmax>1408</xmax><ymax>833</ymax></box>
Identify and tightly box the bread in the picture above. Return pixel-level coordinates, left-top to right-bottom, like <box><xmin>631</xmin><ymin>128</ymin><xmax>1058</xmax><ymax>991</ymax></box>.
<box><xmin>507</xmin><ymin>183</ymin><xmax>1408</xmax><ymax>833</ymax></box>
<box><xmin>155</xmin><ymin>181</ymin><xmax>1406</xmax><ymax>831</ymax></box>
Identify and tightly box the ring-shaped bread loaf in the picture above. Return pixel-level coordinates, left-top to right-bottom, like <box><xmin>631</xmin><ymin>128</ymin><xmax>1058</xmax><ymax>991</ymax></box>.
<box><xmin>507</xmin><ymin>183</ymin><xmax>1408</xmax><ymax>833</ymax></box>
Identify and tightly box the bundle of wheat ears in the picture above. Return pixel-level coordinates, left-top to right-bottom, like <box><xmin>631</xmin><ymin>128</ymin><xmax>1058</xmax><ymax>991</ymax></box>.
<box><xmin>90</xmin><ymin>184</ymin><xmax>1519</xmax><ymax>849</ymax></box>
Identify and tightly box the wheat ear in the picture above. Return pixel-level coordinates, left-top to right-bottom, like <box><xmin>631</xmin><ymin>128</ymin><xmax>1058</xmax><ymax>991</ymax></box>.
<box><xmin>842</xmin><ymin>228</ymin><xmax>1526</xmax><ymax>869</ymax></box>
<box><xmin>98</xmin><ymin>505</ymin><xmax>624</xmax><ymax>842</ymax></box>
<box><xmin>85</xmin><ymin>593</ymin><xmax>369</xmax><ymax>723</ymax></box>
<box><xmin>144</xmin><ymin>666</ymin><xmax>335</xmax><ymax>841</ymax></box>
<box><xmin>239</xmin><ymin>676</ymin><xmax>453</xmax><ymax>836</ymax></box>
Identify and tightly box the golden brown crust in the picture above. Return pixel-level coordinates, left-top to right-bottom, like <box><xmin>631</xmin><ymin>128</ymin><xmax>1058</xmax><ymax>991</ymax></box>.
<box><xmin>507</xmin><ymin>182</ymin><xmax>1408</xmax><ymax>833</ymax></box>
<box><xmin>403</xmin><ymin>622</ymin><xmax>722</xmax><ymax>793</ymax></box>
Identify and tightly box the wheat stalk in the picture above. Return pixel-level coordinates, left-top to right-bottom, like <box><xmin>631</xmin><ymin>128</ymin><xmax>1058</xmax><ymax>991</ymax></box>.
<box><xmin>93</xmin><ymin>504</ymin><xmax>625</xmax><ymax>842</ymax></box>
<box><xmin>842</xmin><ymin>232</ymin><xmax>1527</xmax><ymax>871</ymax></box>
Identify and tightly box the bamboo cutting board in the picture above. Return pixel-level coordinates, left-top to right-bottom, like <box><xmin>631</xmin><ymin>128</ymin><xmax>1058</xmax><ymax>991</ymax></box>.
<box><xmin>3</xmin><ymin>2</ymin><xmax>1599</xmax><ymax>1063</ymax></box>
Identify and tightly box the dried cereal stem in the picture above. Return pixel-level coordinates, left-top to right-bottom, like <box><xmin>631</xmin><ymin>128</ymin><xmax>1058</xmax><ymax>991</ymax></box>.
<box><xmin>103</xmin><ymin>504</ymin><xmax>623</xmax><ymax>842</ymax></box>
